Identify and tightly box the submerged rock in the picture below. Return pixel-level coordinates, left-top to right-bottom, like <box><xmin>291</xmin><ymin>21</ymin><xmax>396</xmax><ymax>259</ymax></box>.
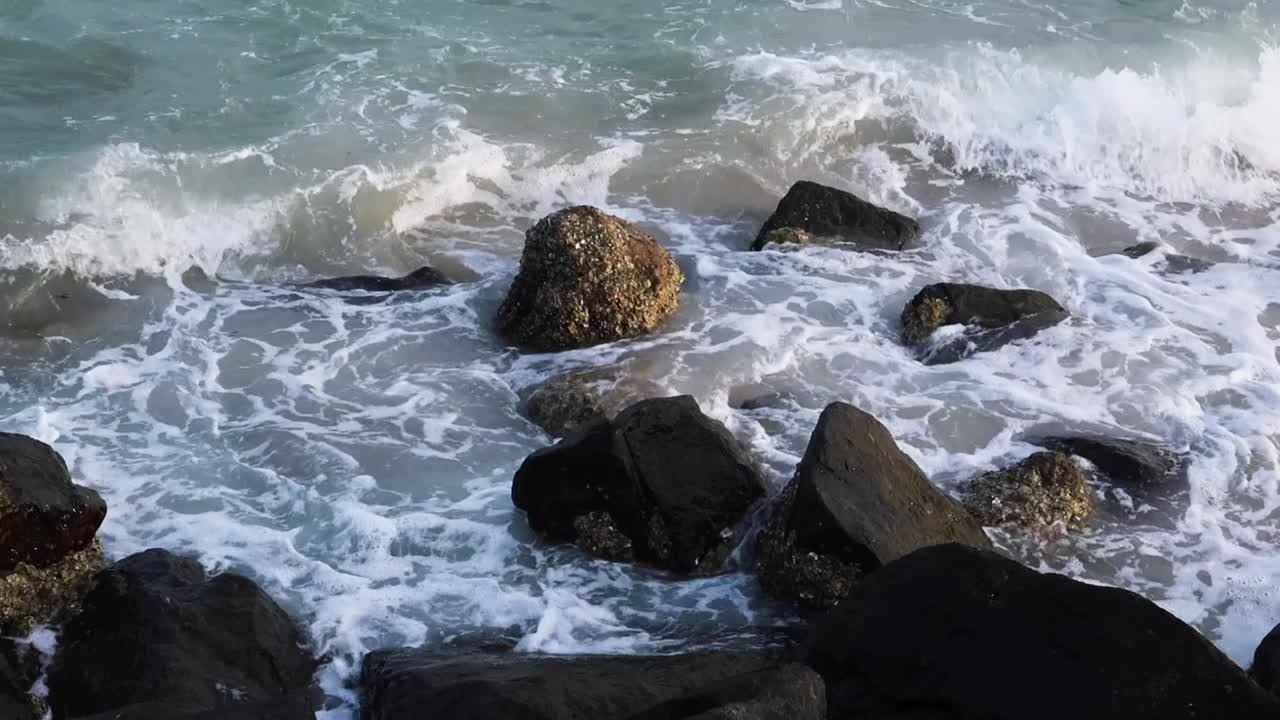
<box><xmin>900</xmin><ymin>283</ymin><xmax>1069</xmax><ymax>364</ymax></box>
<box><xmin>360</xmin><ymin>648</ymin><xmax>823</xmax><ymax>720</ymax></box>
<box><xmin>1119</xmin><ymin>242</ymin><xmax>1214</xmax><ymax>274</ymax></box>
<box><xmin>0</xmin><ymin>433</ymin><xmax>107</xmax><ymax>632</ymax></box>
<box><xmin>961</xmin><ymin>451</ymin><xmax>1090</xmax><ymax>529</ymax></box>
<box><xmin>497</xmin><ymin>206</ymin><xmax>684</xmax><ymax>352</ymax></box>
<box><xmin>302</xmin><ymin>265</ymin><xmax>451</xmax><ymax>291</ymax></box>
<box><xmin>48</xmin><ymin>549</ymin><xmax>319</xmax><ymax>720</ymax></box>
<box><xmin>520</xmin><ymin>367</ymin><xmax>663</xmax><ymax>437</ymax></box>
<box><xmin>755</xmin><ymin>402</ymin><xmax>990</xmax><ymax>609</ymax></box>
<box><xmin>751</xmin><ymin>181</ymin><xmax>920</xmax><ymax>252</ymax></box>
<box><xmin>512</xmin><ymin>396</ymin><xmax>765</xmax><ymax>574</ymax></box>
<box><xmin>1032</xmin><ymin>435</ymin><xmax>1184</xmax><ymax>490</ymax></box>
<box><xmin>1252</xmin><ymin>623</ymin><xmax>1280</xmax><ymax>697</ymax></box>
<box><xmin>808</xmin><ymin>543</ymin><xmax>1279</xmax><ymax>720</ymax></box>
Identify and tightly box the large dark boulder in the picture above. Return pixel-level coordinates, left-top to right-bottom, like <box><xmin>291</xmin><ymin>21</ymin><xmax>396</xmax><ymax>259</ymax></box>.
<box><xmin>302</xmin><ymin>265</ymin><xmax>451</xmax><ymax>291</ymax></box>
<box><xmin>900</xmin><ymin>283</ymin><xmax>1069</xmax><ymax>364</ymax></box>
<box><xmin>497</xmin><ymin>206</ymin><xmax>684</xmax><ymax>352</ymax></box>
<box><xmin>1032</xmin><ymin>435</ymin><xmax>1185</xmax><ymax>490</ymax></box>
<box><xmin>360</xmin><ymin>648</ymin><xmax>821</xmax><ymax>720</ymax></box>
<box><xmin>961</xmin><ymin>451</ymin><xmax>1090</xmax><ymax>529</ymax></box>
<box><xmin>512</xmin><ymin>396</ymin><xmax>765</xmax><ymax>574</ymax></box>
<box><xmin>0</xmin><ymin>433</ymin><xmax>107</xmax><ymax>632</ymax></box>
<box><xmin>1251</xmin><ymin>623</ymin><xmax>1280</xmax><ymax>696</ymax></box>
<box><xmin>808</xmin><ymin>543</ymin><xmax>1279</xmax><ymax>720</ymax></box>
<box><xmin>1</xmin><ymin>637</ymin><xmax>39</xmax><ymax>720</ymax></box>
<box><xmin>756</xmin><ymin>403</ymin><xmax>990</xmax><ymax>609</ymax></box>
<box><xmin>0</xmin><ymin>433</ymin><xmax>106</xmax><ymax>573</ymax></box>
<box><xmin>751</xmin><ymin>181</ymin><xmax>919</xmax><ymax>252</ymax></box>
<box><xmin>47</xmin><ymin>549</ymin><xmax>318</xmax><ymax>720</ymax></box>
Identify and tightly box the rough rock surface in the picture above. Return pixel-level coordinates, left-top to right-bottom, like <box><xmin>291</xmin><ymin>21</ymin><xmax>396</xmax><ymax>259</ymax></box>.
<box><xmin>755</xmin><ymin>402</ymin><xmax>990</xmax><ymax>609</ymax></box>
<box><xmin>521</xmin><ymin>367</ymin><xmax>663</xmax><ymax>437</ymax></box>
<box><xmin>1252</xmin><ymin>623</ymin><xmax>1280</xmax><ymax>697</ymax></box>
<box><xmin>901</xmin><ymin>283</ymin><xmax>1069</xmax><ymax>364</ymax></box>
<box><xmin>48</xmin><ymin>549</ymin><xmax>318</xmax><ymax>720</ymax></box>
<box><xmin>512</xmin><ymin>396</ymin><xmax>765</xmax><ymax>574</ymax></box>
<box><xmin>0</xmin><ymin>433</ymin><xmax>106</xmax><ymax>573</ymax></box>
<box><xmin>497</xmin><ymin>206</ymin><xmax>684</xmax><ymax>352</ymax></box>
<box><xmin>751</xmin><ymin>181</ymin><xmax>920</xmax><ymax>252</ymax></box>
<box><xmin>360</xmin><ymin>649</ymin><xmax>818</xmax><ymax>720</ymax></box>
<box><xmin>961</xmin><ymin>451</ymin><xmax>1091</xmax><ymax>529</ymax></box>
<box><xmin>808</xmin><ymin>543</ymin><xmax>1279</xmax><ymax>720</ymax></box>
<box><xmin>0</xmin><ymin>539</ymin><xmax>103</xmax><ymax>634</ymax></box>
<box><xmin>303</xmin><ymin>265</ymin><xmax>451</xmax><ymax>291</ymax></box>
<box><xmin>1032</xmin><ymin>435</ymin><xmax>1185</xmax><ymax>490</ymax></box>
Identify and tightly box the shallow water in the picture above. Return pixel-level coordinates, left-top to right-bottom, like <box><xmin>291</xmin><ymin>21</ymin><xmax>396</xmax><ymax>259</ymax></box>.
<box><xmin>3</xmin><ymin>0</ymin><xmax>1280</xmax><ymax>714</ymax></box>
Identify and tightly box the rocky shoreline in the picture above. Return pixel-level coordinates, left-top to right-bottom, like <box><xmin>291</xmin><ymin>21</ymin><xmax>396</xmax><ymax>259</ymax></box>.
<box><xmin>3</xmin><ymin>181</ymin><xmax>1276</xmax><ymax>719</ymax></box>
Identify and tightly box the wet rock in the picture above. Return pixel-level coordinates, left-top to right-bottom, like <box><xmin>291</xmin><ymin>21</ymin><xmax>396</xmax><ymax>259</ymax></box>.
<box><xmin>751</xmin><ymin>181</ymin><xmax>920</xmax><ymax>252</ymax></box>
<box><xmin>901</xmin><ymin>283</ymin><xmax>1069</xmax><ymax>364</ymax></box>
<box><xmin>497</xmin><ymin>206</ymin><xmax>684</xmax><ymax>352</ymax></box>
<box><xmin>757</xmin><ymin>227</ymin><xmax>820</xmax><ymax>249</ymax></box>
<box><xmin>961</xmin><ymin>451</ymin><xmax>1090</xmax><ymax>529</ymax></box>
<box><xmin>1</xmin><ymin>637</ymin><xmax>40</xmax><ymax>720</ymax></box>
<box><xmin>1031</xmin><ymin>435</ymin><xmax>1184</xmax><ymax>490</ymax></box>
<box><xmin>0</xmin><ymin>433</ymin><xmax>106</xmax><ymax>573</ymax></box>
<box><xmin>1119</xmin><ymin>242</ymin><xmax>1213</xmax><ymax>274</ymax></box>
<box><xmin>0</xmin><ymin>433</ymin><xmax>107</xmax><ymax>633</ymax></box>
<box><xmin>48</xmin><ymin>549</ymin><xmax>319</xmax><ymax>720</ymax></box>
<box><xmin>626</xmin><ymin>663</ymin><xmax>826</xmax><ymax>720</ymax></box>
<box><xmin>808</xmin><ymin>543</ymin><xmax>1279</xmax><ymax>720</ymax></box>
<box><xmin>1252</xmin><ymin>623</ymin><xmax>1280</xmax><ymax>697</ymax></box>
<box><xmin>521</xmin><ymin>367</ymin><xmax>663</xmax><ymax>437</ymax></box>
<box><xmin>360</xmin><ymin>648</ymin><xmax>813</xmax><ymax>720</ymax></box>
<box><xmin>302</xmin><ymin>265</ymin><xmax>451</xmax><ymax>291</ymax></box>
<box><xmin>573</xmin><ymin>511</ymin><xmax>634</xmax><ymax>562</ymax></box>
<box><xmin>755</xmin><ymin>402</ymin><xmax>990</xmax><ymax>609</ymax></box>
<box><xmin>512</xmin><ymin>396</ymin><xmax>765</xmax><ymax>574</ymax></box>
<box><xmin>72</xmin><ymin>696</ymin><xmax>320</xmax><ymax>720</ymax></box>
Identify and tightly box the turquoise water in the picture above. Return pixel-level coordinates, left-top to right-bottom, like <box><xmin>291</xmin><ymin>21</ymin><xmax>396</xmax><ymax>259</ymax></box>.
<box><xmin>3</xmin><ymin>0</ymin><xmax>1280</xmax><ymax>715</ymax></box>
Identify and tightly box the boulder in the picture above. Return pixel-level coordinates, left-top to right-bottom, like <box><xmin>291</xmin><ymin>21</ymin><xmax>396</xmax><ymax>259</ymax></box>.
<box><xmin>497</xmin><ymin>206</ymin><xmax>684</xmax><ymax>352</ymax></box>
<box><xmin>751</xmin><ymin>181</ymin><xmax>920</xmax><ymax>252</ymax></box>
<box><xmin>302</xmin><ymin>265</ymin><xmax>451</xmax><ymax>291</ymax></box>
<box><xmin>47</xmin><ymin>549</ymin><xmax>318</xmax><ymax>720</ymax></box>
<box><xmin>960</xmin><ymin>451</ymin><xmax>1090</xmax><ymax>529</ymax></box>
<box><xmin>1031</xmin><ymin>435</ymin><xmax>1184</xmax><ymax>490</ymax></box>
<box><xmin>0</xmin><ymin>433</ymin><xmax>106</xmax><ymax>573</ymax></box>
<box><xmin>1251</xmin><ymin>623</ymin><xmax>1280</xmax><ymax>696</ymax></box>
<box><xmin>521</xmin><ymin>367</ymin><xmax>663</xmax><ymax>438</ymax></box>
<box><xmin>808</xmin><ymin>543</ymin><xmax>1279</xmax><ymax>720</ymax></box>
<box><xmin>512</xmin><ymin>396</ymin><xmax>765</xmax><ymax>574</ymax></box>
<box><xmin>1120</xmin><ymin>242</ymin><xmax>1213</xmax><ymax>274</ymax></box>
<box><xmin>360</xmin><ymin>648</ymin><xmax>819</xmax><ymax>720</ymax></box>
<box><xmin>0</xmin><ymin>433</ymin><xmax>107</xmax><ymax>632</ymax></box>
<box><xmin>755</xmin><ymin>403</ymin><xmax>990</xmax><ymax>609</ymax></box>
<box><xmin>1</xmin><ymin>637</ymin><xmax>40</xmax><ymax>720</ymax></box>
<box><xmin>901</xmin><ymin>283</ymin><xmax>1069</xmax><ymax>364</ymax></box>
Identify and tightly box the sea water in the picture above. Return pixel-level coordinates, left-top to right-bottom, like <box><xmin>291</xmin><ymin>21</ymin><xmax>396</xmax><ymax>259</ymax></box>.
<box><xmin>2</xmin><ymin>0</ymin><xmax>1279</xmax><ymax>714</ymax></box>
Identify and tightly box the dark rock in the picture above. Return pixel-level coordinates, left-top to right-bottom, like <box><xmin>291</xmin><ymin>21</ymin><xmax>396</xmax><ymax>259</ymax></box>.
<box><xmin>808</xmin><ymin>543</ymin><xmax>1279</xmax><ymax>720</ymax></box>
<box><xmin>48</xmin><ymin>549</ymin><xmax>319</xmax><ymax>720</ymax></box>
<box><xmin>360</xmin><ymin>648</ymin><xmax>799</xmax><ymax>720</ymax></box>
<box><xmin>512</xmin><ymin>396</ymin><xmax>765</xmax><ymax>574</ymax></box>
<box><xmin>961</xmin><ymin>451</ymin><xmax>1090</xmax><ymax>529</ymax></box>
<box><xmin>900</xmin><ymin>283</ymin><xmax>1069</xmax><ymax>364</ymax></box>
<box><xmin>1</xmin><ymin>637</ymin><xmax>39</xmax><ymax>720</ymax></box>
<box><xmin>751</xmin><ymin>181</ymin><xmax>920</xmax><ymax>252</ymax></box>
<box><xmin>626</xmin><ymin>663</ymin><xmax>826</xmax><ymax>720</ymax></box>
<box><xmin>302</xmin><ymin>266</ymin><xmax>451</xmax><ymax>292</ymax></box>
<box><xmin>0</xmin><ymin>433</ymin><xmax>106</xmax><ymax>573</ymax></box>
<box><xmin>1</xmin><ymin>539</ymin><xmax>103</xmax><ymax>635</ymax></box>
<box><xmin>73</xmin><ymin>696</ymin><xmax>318</xmax><ymax>720</ymax></box>
<box><xmin>1252</xmin><ymin>623</ymin><xmax>1280</xmax><ymax>696</ymax></box>
<box><xmin>1120</xmin><ymin>242</ymin><xmax>1213</xmax><ymax>274</ymax></box>
<box><xmin>1032</xmin><ymin>435</ymin><xmax>1184</xmax><ymax>490</ymax></box>
<box><xmin>755</xmin><ymin>403</ymin><xmax>990</xmax><ymax>609</ymax></box>
<box><xmin>521</xmin><ymin>368</ymin><xmax>663</xmax><ymax>438</ymax></box>
<box><xmin>573</xmin><ymin>511</ymin><xmax>635</xmax><ymax>562</ymax></box>
<box><xmin>497</xmin><ymin>206</ymin><xmax>684</xmax><ymax>352</ymax></box>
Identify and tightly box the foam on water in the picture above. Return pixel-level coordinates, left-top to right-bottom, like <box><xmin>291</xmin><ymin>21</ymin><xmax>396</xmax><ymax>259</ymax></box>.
<box><xmin>3</xmin><ymin>1</ymin><xmax>1280</xmax><ymax>718</ymax></box>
